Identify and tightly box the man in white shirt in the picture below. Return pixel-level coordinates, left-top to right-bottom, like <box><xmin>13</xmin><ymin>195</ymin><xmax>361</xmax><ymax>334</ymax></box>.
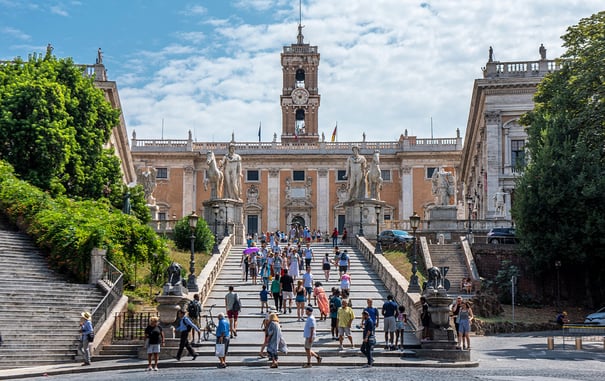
<box><xmin>302</xmin><ymin>267</ymin><xmax>314</xmax><ymax>304</ymax></box>
<box><xmin>302</xmin><ymin>306</ymin><xmax>322</xmax><ymax>368</ymax></box>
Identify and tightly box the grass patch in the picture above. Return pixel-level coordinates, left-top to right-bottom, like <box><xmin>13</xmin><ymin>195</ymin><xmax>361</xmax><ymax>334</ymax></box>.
<box><xmin>383</xmin><ymin>250</ymin><xmax>425</xmax><ymax>286</ymax></box>
<box><xmin>124</xmin><ymin>246</ymin><xmax>211</xmax><ymax>308</ymax></box>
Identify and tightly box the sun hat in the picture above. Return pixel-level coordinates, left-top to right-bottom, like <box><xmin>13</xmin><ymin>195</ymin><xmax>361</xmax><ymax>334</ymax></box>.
<box><xmin>81</xmin><ymin>312</ymin><xmax>92</xmax><ymax>320</ymax></box>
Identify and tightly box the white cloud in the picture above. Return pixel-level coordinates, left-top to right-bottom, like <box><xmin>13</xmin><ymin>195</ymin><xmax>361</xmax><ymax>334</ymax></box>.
<box><xmin>1</xmin><ymin>26</ymin><xmax>31</xmax><ymax>40</ymax></box>
<box><xmin>49</xmin><ymin>5</ymin><xmax>68</xmax><ymax>17</ymax></box>
<box><xmin>119</xmin><ymin>0</ymin><xmax>604</xmax><ymax>143</ymax></box>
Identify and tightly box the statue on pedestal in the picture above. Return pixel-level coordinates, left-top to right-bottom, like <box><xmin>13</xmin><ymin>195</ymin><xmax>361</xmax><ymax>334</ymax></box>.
<box><xmin>136</xmin><ymin>166</ymin><xmax>157</xmax><ymax>204</ymax></box>
<box><xmin>493</xmin><ymin>187</ymin><xmax>506</xmax><ymax>216</ymax></box>
<box><xmin>431</xmin><ymin>167</ymin><xmax>455</xmax><ymax>206</ymax></box>
<box><xmin>220</xmin><ymin>143</ymin><xmax>242</xmax><ymax>201</ymax></box>
<box><xmin>343</xmin><ymin>145</ymin><xmax>367</xmax><ymax>201</ymax></box>
<box><xmin>367</xmin><ymin>150</ymin><xmax>383</xmax><ymax>200</ymax></box>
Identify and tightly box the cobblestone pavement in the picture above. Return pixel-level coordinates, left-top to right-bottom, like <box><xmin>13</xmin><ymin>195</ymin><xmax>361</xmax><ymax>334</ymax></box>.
<box><xmin>16</xmin><ymin>334</ymin><xmax>605</xmax><ymax>381</ymax></box>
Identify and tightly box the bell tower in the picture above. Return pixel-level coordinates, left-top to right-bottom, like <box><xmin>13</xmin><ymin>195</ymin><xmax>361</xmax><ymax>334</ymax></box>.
<box><xmin>280</xmin><ymin>20</ymin><xmax>320</xmax><ymax>143</ymax></box>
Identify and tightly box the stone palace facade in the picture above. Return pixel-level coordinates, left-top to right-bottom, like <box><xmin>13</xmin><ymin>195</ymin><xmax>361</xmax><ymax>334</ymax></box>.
<box><xmin>84</xmin><ymin>28</ymin><xmax>559</xmax><ymax>238</ymax></box>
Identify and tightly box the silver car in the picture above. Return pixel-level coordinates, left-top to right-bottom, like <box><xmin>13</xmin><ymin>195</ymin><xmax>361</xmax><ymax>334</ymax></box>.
<box><xmin>584</xmin><ymin>307</ymin><xmax>605</xmax><ymax>325</ymax></box>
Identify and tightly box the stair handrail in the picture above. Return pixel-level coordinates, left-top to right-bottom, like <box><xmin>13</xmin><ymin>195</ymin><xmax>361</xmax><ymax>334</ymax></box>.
<box><xmin>459</xmin><ymin>236</ymin><xmax>480</xmax><ymax>285</ymax></box>
<box><xmin>91</xmin><ymin>257</ymin><xmax>124</xmax><ymax>328</ymax></box>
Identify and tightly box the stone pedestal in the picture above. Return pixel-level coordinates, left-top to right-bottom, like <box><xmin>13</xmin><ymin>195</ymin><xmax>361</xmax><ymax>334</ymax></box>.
<box><xmin>344</xmin><ymin>199</ymin><xmax>386</xmax><ymax>239</ymax></box>
<box><xmin>203</xmin><ymin>198</ymin><xmax>244</xmax><ymax>244</ymax></box>
<box><xmin>155</xmin><ymin>294</ymin><xmax>188</xmax><ymax>327</ymax></box>
<box><xmin>415</xmin><ymin>285</ymin><xmax>471</xmax><ymax>361</ymax></box>
<box><xmin>425</xmin><ymin>205</ymin><xmax>458</xmax><ymax>240</ymax></box>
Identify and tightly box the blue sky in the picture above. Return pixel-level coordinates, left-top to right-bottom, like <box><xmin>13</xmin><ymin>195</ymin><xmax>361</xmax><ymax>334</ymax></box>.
<box><xmin>1</xmin><ymin>1</ymin><xmax>603</xmax><ymax>142</ymax></box>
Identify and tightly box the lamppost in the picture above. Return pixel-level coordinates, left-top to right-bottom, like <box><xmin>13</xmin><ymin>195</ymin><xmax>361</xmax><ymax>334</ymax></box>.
<box><xmin>358</xmin><ymin>201</ymin><xmax>365</xmax><ymax>236</ymax></box>
<box><xmin>186</xmin><ymin>211</ymin><xmax>199</xmax><ymax>292</ymax></box>
<box><xmin>212</xmin><ymin>204</ymin><xmax>220</xmax><ymax>254</ymax></box>
<box><xmin>374</xmin><ymin>205</ymin><xmax>382</xmax><ymax>254</ymax></box>
<box><xmin>223</xmin><ymin>205</ymin><xmax>229</xmax><ymax>237</ymax></box>
<box><xmin>467</xmin><ymin>196</ymin><xmax>473</xmax><ymax>243</ymax></box>
<box><xmin>555</xmin><ymin>260</ymin><xmax>562</xmax><ymax>308</ymax></box>
<box><xmin>407</xmin><ymin>211</ymin><xmax>421</xmax><ymax>293</ymax></box>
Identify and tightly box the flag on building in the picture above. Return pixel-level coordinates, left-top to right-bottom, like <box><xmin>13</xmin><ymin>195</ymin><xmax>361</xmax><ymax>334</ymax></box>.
<box><xmin>258</xmin><ymin>122</ymin><xmax>261</xmax><ymax>142</ymax></box>
<box><xmin>331</xmin><ymin>124</ymin><xmax>337</xmax><ymax>142</ymax></box>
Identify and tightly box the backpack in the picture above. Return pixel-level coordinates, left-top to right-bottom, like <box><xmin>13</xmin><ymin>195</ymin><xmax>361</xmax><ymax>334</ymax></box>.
<box><xmin>187</xmin><ymin>300</ymin><xmax>200</xmax><ymax>318</ymax></box>
<box><xmin>232</xmin><ymin>294</ymin><xmax>242</xmax><ymax>312</ymax></box>
<box><xmin>329</xmin><ymin>297</ymin><xmax>337</xmax><ymax>313</ymax></box>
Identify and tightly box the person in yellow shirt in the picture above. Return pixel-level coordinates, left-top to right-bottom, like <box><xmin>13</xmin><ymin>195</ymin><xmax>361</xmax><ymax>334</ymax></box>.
<box><xmin>337</xmin><ymin>299</ymin><xmax>355</xmax><ymax>350</ymax></box>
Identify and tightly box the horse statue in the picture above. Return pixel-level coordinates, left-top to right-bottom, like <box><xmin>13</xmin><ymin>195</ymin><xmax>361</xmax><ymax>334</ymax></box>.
<box><xmin>367</xmin><ymin>150</ymin><xmax>383</xmax><ymax>200</ymax></box>
<box><xmin>204</xmin><ymin>151</ymin><xmax>224</xmax><ymax>199</ymax></box>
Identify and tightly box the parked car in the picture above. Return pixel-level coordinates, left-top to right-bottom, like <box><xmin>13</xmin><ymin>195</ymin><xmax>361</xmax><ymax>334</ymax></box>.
<box><xmin>486</xmin><ymin>227</ymin><xmax>518</xmax><ymax>244</ymax></box>
<box><xmin>584</xmin><ymin>306</ymin><xmax>605</xmax><ymax>325</ymax></box>
<box><xmin>378</xmin><ymin>229</ymin><xmax>414</xmax><ymax>245</ymax></box>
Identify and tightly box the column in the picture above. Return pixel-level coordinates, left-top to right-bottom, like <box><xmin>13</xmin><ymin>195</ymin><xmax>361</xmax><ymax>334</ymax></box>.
<box><xmin>317</xmin><ymin>169</ymin><xmax>329</xmax><ymax>233</ymax></box>
<box><xmin>484</xmin><ymin>110</ymin><xmax>502</xmax><ymax>218</ymax></box>
<box><xmin>183</xmin><ymin>166</ymin><xmax>195</xmax><ymax>214</ymax></box>
<box><xmin>400</xmin><ymin>165</ymin><xmax>413</xmax><ymax>219</ymax></box>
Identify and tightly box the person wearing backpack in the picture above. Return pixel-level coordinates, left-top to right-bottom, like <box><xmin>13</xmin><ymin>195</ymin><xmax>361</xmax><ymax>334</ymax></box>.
<box><xmin>175</xmin><ymin>310</ymin><xmax>200</xmax><ymax>361</ymax></box>
<box><xmin>225</xmin><ymin>286</ymin><xmax>241</xmax><ymax>338</ymax></box>
<box><xmin>329</xmin><ymin>288</ymin><xmax>342</xmax><ymax>340</ymax></box>
<box><xmin>187</xmin><ymin>294</ymin><xmax>202</xmax><ymax>344</ymax></box>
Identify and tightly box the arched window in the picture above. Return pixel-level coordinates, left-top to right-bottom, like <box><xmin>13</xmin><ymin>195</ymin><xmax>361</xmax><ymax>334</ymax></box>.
<box><xmin>296</xmin><ymin>69</ymin><xmax>305</xmax><ymax>88</ymax></box>
<box><xmin>295</xmin><ymin>108</ymin><xmax>305</xmax><ymax>135</ymax></box>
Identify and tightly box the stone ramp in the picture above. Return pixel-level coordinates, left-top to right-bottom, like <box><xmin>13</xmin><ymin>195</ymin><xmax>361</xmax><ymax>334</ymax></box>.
<box><xmin>199</xmin><ymin>242</ymin><xmax>420</xmax><ymax>366</ymax></box>
<box><xmin>0</xmin><ymin>227</ymin><xmax>106</xmax><ymax>369</ymax></box>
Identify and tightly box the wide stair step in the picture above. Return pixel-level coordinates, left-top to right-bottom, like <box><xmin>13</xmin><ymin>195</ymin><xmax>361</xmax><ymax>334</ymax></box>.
<box><xmin>0</xmin><ymin>225</ymin><xmax>106</xmax><ymax>369</ymax></box>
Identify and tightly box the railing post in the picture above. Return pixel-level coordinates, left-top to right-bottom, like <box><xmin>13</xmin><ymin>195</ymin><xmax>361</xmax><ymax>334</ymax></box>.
<box><xmin>89</xmin><ymin>248</ymin><xmax>107</xmax><ymax>284</ymax></box>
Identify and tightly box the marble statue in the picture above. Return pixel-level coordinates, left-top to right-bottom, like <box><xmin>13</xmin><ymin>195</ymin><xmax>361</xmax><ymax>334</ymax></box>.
<box><xmin>367</xmin><ymin>150</ymin><xmax>383</xmax><ymax>200</ymax></box>
<box><xmin>136</xmin><ymin>166</ymin><xmax>157</xmax><ymax>203</ymax></box>
<box><xmin>493</xmin><ymin>187</ymin><xmax>506</xmax><ymax>216</ymax></box>
<box><xmin>343</xmin><ymin>145</ymin><xmax>367</xmax><ymax>201</ymax></box>
<box><xmin>220</xmin><ymin>143</ymin><xmax>242</xmax><ymax>201</ymax></box>
<box><xmin>204</xmin><ymin>151</ymin><xmax>224</xmax><ymax>199</ymax></box>
<box><xmin>539</xmin><ymin>44</ymin><xmax>546</xmax><ymax>60</ymax></box>
<box><xmin>431</xmin><ymin>167</ymin><xmax>455</xmax><ymax>206</ymax></box>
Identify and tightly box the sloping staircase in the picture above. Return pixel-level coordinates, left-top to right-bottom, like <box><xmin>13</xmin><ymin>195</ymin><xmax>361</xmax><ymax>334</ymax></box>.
<box><xmin>426</xmin><ymin>243</ymin><xmax>470</xmax><ymax>293</ymax></box>
<box><xmin>0</xmin><ymin>223</ymin><xmax>106</xmax><ymax>369</ymax></box>
<box><xmin>184</xmin><ymin>241</ymin><xmax>420</xmax><ymax>366</ymax></box>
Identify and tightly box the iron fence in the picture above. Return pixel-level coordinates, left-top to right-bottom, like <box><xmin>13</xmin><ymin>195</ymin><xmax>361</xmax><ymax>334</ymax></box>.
<box><xmin>113</xmin><ymin>312</ymin><xmax>160</xmax><ymax>340</ymax></box>
<box><xmin>91</xmin><ymin>258</ymin><xmax>124</xmax><ymax>329</ymax></box>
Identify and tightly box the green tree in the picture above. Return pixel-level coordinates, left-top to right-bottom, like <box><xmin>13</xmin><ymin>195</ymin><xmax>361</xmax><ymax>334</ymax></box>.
<box><xmin>513</xmin><ymin>11</ymin><xmax>605</xmax><ymax>307</ymax></box>
<box><xmin>173</xmin><ymin>216</ymin><xmax>215</xmax><ymax>253</ymax></box>
<box><xmin>0</xmin><ymin>53</ymin><xmax>122</xmax><ymax>199</ymax></box>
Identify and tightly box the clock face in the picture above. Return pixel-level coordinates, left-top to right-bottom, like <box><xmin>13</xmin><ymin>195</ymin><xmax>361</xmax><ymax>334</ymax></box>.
<box><xmin>291</xmin><ymin>88</ymin><xmax>309</xmax><ymax>105</ymax></box>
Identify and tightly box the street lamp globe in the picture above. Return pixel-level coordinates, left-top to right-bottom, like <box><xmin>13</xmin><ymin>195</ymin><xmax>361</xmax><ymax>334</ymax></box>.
<box><xmin>188</xmin><ymin>211</ymin><xmax>199</xmax><ymax>230</ymax></box>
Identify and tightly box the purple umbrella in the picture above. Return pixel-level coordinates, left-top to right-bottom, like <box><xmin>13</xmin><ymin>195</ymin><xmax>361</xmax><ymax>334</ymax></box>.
<box><xmin>243</xmin><ymin>247</ymin><xmax>260</xmax><ymax>255</ymax></box>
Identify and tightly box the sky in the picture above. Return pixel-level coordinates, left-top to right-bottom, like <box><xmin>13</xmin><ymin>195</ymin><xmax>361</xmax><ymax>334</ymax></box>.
<box><xmin>1</xmin><ymin>1</ymin><xmax>603</xmax><ymax>143</ymax></box>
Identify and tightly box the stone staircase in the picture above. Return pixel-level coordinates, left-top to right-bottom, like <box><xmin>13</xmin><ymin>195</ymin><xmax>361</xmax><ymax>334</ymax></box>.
<box><xmin>182</xmin><ymin>242</ymin><xmax>420</xmax><ymax>366</ymax></box>
<box><xmin>426</xmin><ymin>243</ymin><xmax>470</xmax><ymax>294</ymax></box>
<box><xmin>0</xmin><ymin>224</ymin><xmax>106</xmax><ymax>369</ymax></box>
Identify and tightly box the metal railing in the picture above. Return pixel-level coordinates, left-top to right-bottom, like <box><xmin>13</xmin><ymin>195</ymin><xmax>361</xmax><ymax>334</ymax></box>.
<box><xmin>91</xmin><ymin>258</ymin><xmax>124</xmax><ymax>329</ymax></box>
<box><xmin>113</xmin><ymin>312</ymin><xmax>160</xmax><ymax>340</ymax></box>
<box><xmin>556</xmin><ymin>324</ymin><xmax>605</xmax><ymax>350</ymax></box>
